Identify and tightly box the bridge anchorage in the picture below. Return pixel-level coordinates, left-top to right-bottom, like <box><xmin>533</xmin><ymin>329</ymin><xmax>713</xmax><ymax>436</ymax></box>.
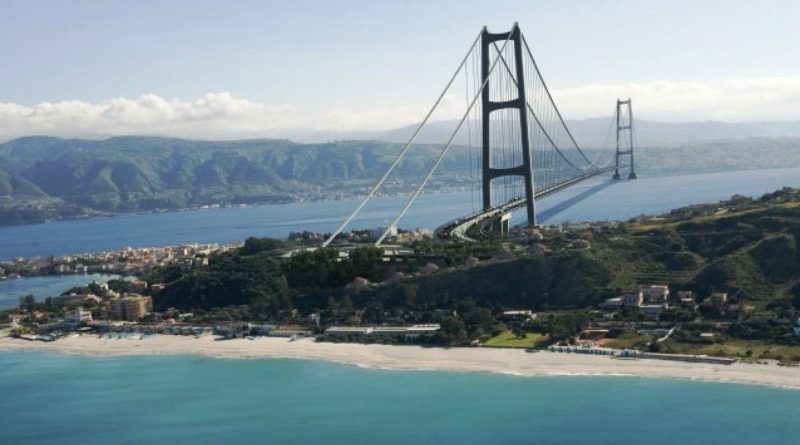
<box><xmin>322</xmin><ymin>23</ymin><xmax>638</xmax><ymax>247</ymax></box>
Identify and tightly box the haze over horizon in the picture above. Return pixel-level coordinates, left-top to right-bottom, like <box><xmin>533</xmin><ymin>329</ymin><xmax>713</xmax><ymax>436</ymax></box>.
<box><xmin>2</xmin><ymin>0</ymin><xmax>799</xmax><ymax>141</ymax></box>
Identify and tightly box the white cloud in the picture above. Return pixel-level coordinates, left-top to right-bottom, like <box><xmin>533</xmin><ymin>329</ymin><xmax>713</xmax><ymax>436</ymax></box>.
<box><xmin>552</xmin><ymin>76</ymin><xmax>800</xmax><ymax>121</ymax></box>
<box><xmin>2</xmin><ymin>76</ymin><xmax>800</xmax><ymax>141</ymax></box>
<box><xmin>0</xmin><ymin>92</ymin><xmax>302</xmax><ymax>140</ymax></box>
<box><xmin>0</xmin><ymin>91</ymin><xmax>440</xmax><ymax>141</ymax></box>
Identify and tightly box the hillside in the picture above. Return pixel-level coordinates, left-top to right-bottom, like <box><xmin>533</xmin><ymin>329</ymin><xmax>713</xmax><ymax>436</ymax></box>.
<box><xmin>147</xmin><ymin>188</ymin><xmax>800</xmax><ymax>319</ymax></box>
<box><xmin>130</xmin><ymin>189</ymin><xmax>800</xmax><ymax>353</ymax></box>
<box><xmin>0</xmin><ymin>136</ymin><xmax>473</xmax><ymax>224</ymax></box>
<box><xmin>1</xmin><ymin>134</ymin><xmax>800</xmax><ymax>225</ymax></box>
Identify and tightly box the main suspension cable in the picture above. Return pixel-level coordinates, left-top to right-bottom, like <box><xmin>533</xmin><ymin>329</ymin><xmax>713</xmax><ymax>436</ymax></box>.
<box><xmin>321</xmin><ymin>29</ymin><xmax>484</xmax><ymax>247</ymax></box>
<box><xmin>375</xmin><ymin>26</ymin><xmax>517</xmax><ymax>246</ymax></box>
<box><xmin>521</xmin><ymin>34</ymin><xmax>596</xmax><ymax>167</ymax></box>
<box><xmin>490</xmin><ymin>41</ymin><xmax>583</xmax><ymax>172</ymax></box>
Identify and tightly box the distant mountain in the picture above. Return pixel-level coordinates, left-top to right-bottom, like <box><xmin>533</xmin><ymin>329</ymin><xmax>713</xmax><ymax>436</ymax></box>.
<box><xmin>1</xmin><ymin>133</ymin><xmax>800</xmax><ymax>225</ymax></box>
<box><xmin>296</xmin><ymin>118</ymin><xmax>800</xmax><ymax>148</ymax></box>
<box><xmin>579</xmin><ymin>119</ymin><xmax>800</xmax><ymax>147</ymax></box>
<box><xmin>0</xmin><ymin>136</ymin><xmax>474</xmax><ymax>225</ymax></box>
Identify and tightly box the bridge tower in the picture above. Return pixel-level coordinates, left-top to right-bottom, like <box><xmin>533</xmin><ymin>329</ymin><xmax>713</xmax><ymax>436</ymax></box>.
<box><xmin>481</xmin><ymin>25</ymin><xmax>536</xmax><ymax>227</ymax></box>
<box><xmin>613</xmin><ymin>98</ymin><xmax>637</xmax><ymax>180</ymax></box>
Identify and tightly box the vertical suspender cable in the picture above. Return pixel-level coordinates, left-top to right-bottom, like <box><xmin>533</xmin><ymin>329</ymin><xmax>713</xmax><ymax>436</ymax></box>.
<box><xmin>490</xmin><ymin>42</ymin><xmax>582</xmax><ymax>172</ymax></box>
<box><xmin>375</xmin><ymin>27</ymin><xmax>516</xmax><ymax>246</ymax></box>
<box><xmin>521</xmin><ymin>34</ymin><xmax>594</xmax><ymax>168</ymax></box>
<box><xmin>321</xmin><ymin>30</ymin><xmax>484</xmax><ymax>247</ymax></box>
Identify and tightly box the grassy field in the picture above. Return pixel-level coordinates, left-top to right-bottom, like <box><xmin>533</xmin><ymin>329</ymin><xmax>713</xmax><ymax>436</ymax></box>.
<box><xmin>660</xmin><ymin>339</ymin><xmax>800</xmax><ymax>362</ymax></box>
<box><xmin>602</xmin><ymin>332</ymin><xmax>654</xmax><ymax>350</ymax></box>
<box><xmin>483</xmin><ymin>331</ymin><xmax>546</xmax><ymax>349</ymax></box>
<box><xmin>604</xmin><ymin>333</ymin><xmax>800</xmax><ymax>362</ymax></box>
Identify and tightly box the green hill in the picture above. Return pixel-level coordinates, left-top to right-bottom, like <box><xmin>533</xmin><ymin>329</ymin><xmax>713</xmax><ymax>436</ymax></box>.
<box><xmin>0</xmin><ymin>136</ymin><xmax>472</xmax><ymax>223</ymax></box>
<box><xmin>3</xmin><ymin>134</ymin><xmax>800</xmax><ymax>225</ymax></box>
<box><xmin>144</xmin><ymin>189</ymin><xmax>800</xmax><ymax>317</ymax></box>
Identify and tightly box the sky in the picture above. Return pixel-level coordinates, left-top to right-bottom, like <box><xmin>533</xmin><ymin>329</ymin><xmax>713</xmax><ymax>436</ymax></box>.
<box><xmin>1</xmin><ymin>0</ymin><xmax>799</xmax><ymax>140</ymax></box>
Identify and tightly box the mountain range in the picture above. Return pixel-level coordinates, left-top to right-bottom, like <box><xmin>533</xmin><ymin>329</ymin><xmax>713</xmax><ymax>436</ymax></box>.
<box><xmin>297</xmin><ymin>118</ymin><xmax>800</xmax><ymax>147</ymax></box>
<box><xmin>0</xmin><ymin>136</ymin><xmax>472</xmax><ymax>225</ymax></box>
<box><xmin>1</xmin><ymin>118</ymin><xmax>800</xmax><ymax>225</ymax></box>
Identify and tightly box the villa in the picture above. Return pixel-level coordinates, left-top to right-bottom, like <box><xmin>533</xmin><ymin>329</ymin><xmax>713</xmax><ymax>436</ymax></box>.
<box><xmin>65</xmin><ymin>308</ymin><xmax>93</xmax><ymax>323</ymax></box>
<box><xmin>640</xmin><ymin>285</ymin><xmax>669</xmax><ymax>305</ymax></box>
<box><xmin>601</xmin><ymin>285</ymin><xmax>671</xmax><ymax>320</ymax></box>
<box><xmin>109</xmin><ymin>295</ymin><xmax>153</xmax><ymax>321</ymax></box>
<box><xmin>622</xmin><ymin>292</ymin><xmax>643</xmax><ymax>308</ymax></box>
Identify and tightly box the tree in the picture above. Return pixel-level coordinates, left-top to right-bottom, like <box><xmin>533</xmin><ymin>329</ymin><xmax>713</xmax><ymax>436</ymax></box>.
<box><xmin>461</xmin><ymin>306</ymin><xmax>496</xmax><ymax>338</ymax></box>
<box><xmin>790</xmin><ymin>284</ymin><xmax>800</xmax><ymax>310</ymax></box>
<box><xmin>546</xmin><ymin>312</ymin><xmax>590</xmax><ymax>340</ymax></box>
<box><xmin>241</xmin><ymin>237</ymin><xmax>283</xmax><ymax>255</ymax></box>
<box><xmin>437</xmin><ymin>317</ymin><xmax>467</xmax><ymax>345</ymax></box>
<box><xmin>401</xmin><ymin>283</ymin><xmax>418</xmax><ymax>308</ymax></box>
<box><xmin>18</xmin><ymin>295</ymin><xmax>37</xmax><ymax>311</ymax></box>
<box><xmin>341</xmin><ymin>295</ymin><xmax>354</xmax><ymax>313</ymax></box>
<box><xmin>107</xmin><ymin>279</ymin><xmax>134</xmax><ymax>294</ymax></box>
<box><xmin>326</xmin><ymin>296</ymin><xmax>339</xmax><ymax>317</ymax></box>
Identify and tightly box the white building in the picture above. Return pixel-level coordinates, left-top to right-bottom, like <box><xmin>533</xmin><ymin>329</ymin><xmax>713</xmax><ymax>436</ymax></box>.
<box><xmin>623</xmin><ymin>292</ymin><xmax>643</xmax><ymax>308</ymax></box>
<box><xmin>501</xmin><ymin>310</ymin><xmax>536</xmax><ymax>321</ymax></box>
<box><xmin>601</xmin><ymin>297</ymin><xmax>624</xmax><ymax>310</ymax></box>
<box><xmin>325</xmin><ymin>326</ymin><xmax>370</xmax><ymax>336</ymax></box>
<box><xmin>325</xmin><ymin>324</ymin><xmax>440</xmax><ymax>340</ymax></box>
<box><xmin>402</xmin><ymin>324</ymin><xmax>441</xmax><ymax>340</ymax></box>
<box><xmin>65</xmin><ymin>308</ymin><xmax>92</xmax><ymax>323</ymax></box>
<box><xmin>640</xmin><ymin>285</ymin><xmax>669</xmax><ymax>306</ymax></box>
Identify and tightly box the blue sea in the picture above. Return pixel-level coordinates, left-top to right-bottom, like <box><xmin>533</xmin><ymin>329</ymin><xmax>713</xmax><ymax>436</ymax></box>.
<box><xmin>0</xmin><ymin>167</ymin><xmax>797</xmax><ymax>260</ymax></box>
<box><xmin>0</xmin><ymin>273</ymin><xmax>120</xmax><ymax>309</ymax></box>
<box><xmin>0</xmin><ymin>351</ymin><xmax>798</xmax><ymax>445</ymax></box>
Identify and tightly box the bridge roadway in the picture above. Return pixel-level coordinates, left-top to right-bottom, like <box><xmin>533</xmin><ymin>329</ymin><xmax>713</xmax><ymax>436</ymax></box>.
<box><xmin>435</xmin><ymin>166</ymin><xmax>615</xmax><ymax>242</ymax></box>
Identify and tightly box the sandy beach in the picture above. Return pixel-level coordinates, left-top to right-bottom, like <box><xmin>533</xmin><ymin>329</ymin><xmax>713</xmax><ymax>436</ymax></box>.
<box><xmin>1</xmin><ymin>334</ymin><xmax>798</xmax><ymax>389</ymax></box>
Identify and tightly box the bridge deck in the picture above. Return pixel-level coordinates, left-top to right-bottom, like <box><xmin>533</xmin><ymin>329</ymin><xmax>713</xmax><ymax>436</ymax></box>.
<box><xmin>435</xmin><ymin>166</ymin><xmax>614</xmax><ymax>242</ymax></box>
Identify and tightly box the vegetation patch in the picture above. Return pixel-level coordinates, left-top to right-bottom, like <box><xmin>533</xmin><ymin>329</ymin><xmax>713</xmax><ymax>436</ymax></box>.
<box><xmin>483</xmin><ymin>331</ymin><xmax>546</xmax><ymax>349</ymax></box>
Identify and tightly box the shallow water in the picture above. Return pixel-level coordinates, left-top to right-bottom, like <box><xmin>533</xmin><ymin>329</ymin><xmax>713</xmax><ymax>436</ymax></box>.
<box><xmin>0</xmin><ymin>273</ymin><xmax>120</xmax><ymax>309</ymax></box>
<box><xmin>0</xmin><ymin>350</ymin><xmax>798</xmax><ymax>445</ymax></box>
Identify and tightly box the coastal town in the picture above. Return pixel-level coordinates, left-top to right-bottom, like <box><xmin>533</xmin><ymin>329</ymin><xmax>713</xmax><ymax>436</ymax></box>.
<box><xmin>2</xmin><ymin>192</ymin><xmax>800</xmax><ymax>376</ymax></box>
<box><xmin>4</xmin><ymin>266</ymin><xmax>799</xmax><ymax>368</ymax></box>
<box><xmin>0</xmin><ymin>243</ymin><xmax>233</xmax><ymax>278</ymax></box>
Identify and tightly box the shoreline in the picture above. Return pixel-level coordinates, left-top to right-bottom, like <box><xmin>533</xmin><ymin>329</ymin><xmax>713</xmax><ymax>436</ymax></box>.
<box><xmin>1</xmin><ymin>335</ymin><xmax>799</xmax><ymax>390</ymax></box>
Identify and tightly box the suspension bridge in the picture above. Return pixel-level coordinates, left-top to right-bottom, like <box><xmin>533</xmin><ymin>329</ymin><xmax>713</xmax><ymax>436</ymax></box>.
<box><xmin>323</xmin><ymin>23</ymin><xmax>637</xmax><ymax>247</ymax></box>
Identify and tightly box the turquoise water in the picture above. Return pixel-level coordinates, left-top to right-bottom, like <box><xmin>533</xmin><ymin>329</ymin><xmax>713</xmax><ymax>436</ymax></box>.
<box><xmin>0</xmin><ymin>167</ymin><xmax>798</xmax><ymax>260</ymax></box>
<box><xmin>0</xmin><ymin>273</ymin><xmax>120</xmax><ymax>309</ymax></box>
<box><xmin>1</xmin><ymin>350</ymin><xmax>798</xmax><ymax>444</ymax></box>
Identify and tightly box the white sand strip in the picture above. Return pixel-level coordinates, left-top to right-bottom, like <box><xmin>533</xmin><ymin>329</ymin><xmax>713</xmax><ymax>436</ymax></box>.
<box><xmin>1</xmin><ymin>335</ymin><xmax>798</xmax><ymax>389</ymax></box>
